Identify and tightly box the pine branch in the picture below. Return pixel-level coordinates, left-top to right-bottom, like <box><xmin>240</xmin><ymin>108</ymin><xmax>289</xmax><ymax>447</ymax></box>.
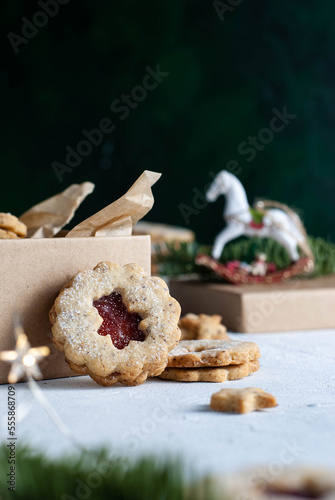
<box><xmin>155</xmin><ymin>237</ymin><xmax>335</xmax><ymax>278</ymax></box>
<box><xmin>0</xmin><ymin>445</ymin><xmax>218</xmax><ymax>500</ymax></box>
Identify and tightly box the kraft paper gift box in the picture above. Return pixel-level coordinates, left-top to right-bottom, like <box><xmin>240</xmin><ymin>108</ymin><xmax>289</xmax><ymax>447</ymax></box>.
<box><xmin>169</xmin><ymin>275</ymin><xmax>335</xmax><ymax>333</ymax></box>
<box><xmin>0</xmin><ymin>236</ymin><xmax>151</xmax><ymax>384</ymax></box>
<box><xmin>0</xmin><ymin>170</ymin><xmax>161</xmax><ymax>384</ymax></box>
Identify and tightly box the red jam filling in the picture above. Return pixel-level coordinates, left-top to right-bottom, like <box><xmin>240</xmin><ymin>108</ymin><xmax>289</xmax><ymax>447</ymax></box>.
<box><xmin>93</xmin><ymin>292</ymin><xmax>145</xmax><ymax>350</ymax></box>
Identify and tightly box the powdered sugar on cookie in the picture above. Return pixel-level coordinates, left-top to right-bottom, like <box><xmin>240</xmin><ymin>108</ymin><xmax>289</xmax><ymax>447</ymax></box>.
<box><xmin>50</xmin><ymin>262</ymin><xmax>181</xmax><ymax>386</ymax></box>
<box><xmin>167</xmin><ymin>339</ymin><xmax>260</xmax><ymax>368</ymax></box>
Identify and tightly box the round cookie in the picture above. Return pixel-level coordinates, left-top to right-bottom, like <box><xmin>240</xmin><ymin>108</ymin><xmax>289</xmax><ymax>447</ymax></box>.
<box><xmin>167</xmin><ymin>339</ymin><xmax>260</xmax><ymax>368</ymax></box>
<box><xmin>50</xmin><ymin>261</ymin><xmax>181</xmax><ymax>386</ymax></box>
<box><xmin>158</xmin><ymin>360</ymin><xmax>259</xmax><ymax>382</ymax></box>
<box><xmin>0</xmin><ymin>228</ymin><xmax>20</xmax><ymax>239</ymax></box>
<box><xmin>0</xmin><ymin>213</ymin><xmax>27</xmax><ymax>237</ymax></box>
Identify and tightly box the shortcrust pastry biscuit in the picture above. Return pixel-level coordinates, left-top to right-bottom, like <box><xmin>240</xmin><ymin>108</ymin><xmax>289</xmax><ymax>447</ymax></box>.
<box><xmin>167</xmin><ymin>339</ymin><xmax>260</xmax><ymax>368</ymax></box>
<box><xmin>259</xmin><ymin>468</ymin><xmax>335</xmax><ymax>499</ymax></box>
<box><xmin>210</xmin><ymin>387</ymin><xmax>277</xmax><ymax>413</ymax></box>
<box><xmin>0</xmin><ymin>228</ymin><xmax>20</xmax><ymax>239</ymax></box>
<box><xmin>0</xmin><ymin>213</ymin><xmax>27</xmax><ymax>237</ymax></box>
<box><xmin>179</xmin><ymin>313</ymin><xmax>229</xmax><ymax>341</ymax></box>
<box><xmin>158</xmin><ymin>359</ymin><xmax>259</xmax><ymax>382</ymax></box>
<box><xmin>219</xmin><ymin>468</ymin><xmax>335</xmax><ymax>500</ymax></box>
<box><xmin>50</xmin><ymin>262</ymin><xmax>181</xmax><ymax>386</ymax></box>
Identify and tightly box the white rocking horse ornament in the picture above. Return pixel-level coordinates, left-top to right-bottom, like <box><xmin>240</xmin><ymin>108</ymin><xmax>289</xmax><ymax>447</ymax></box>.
<box><xmin>196</xmin><ymin>170</ymin><xmax>314</xmax><ymax>284</ymax></box>
<box><xmin>206</xmin><ymin>170</ymin><xmax>312</xmax><ymax>261</ymax></box>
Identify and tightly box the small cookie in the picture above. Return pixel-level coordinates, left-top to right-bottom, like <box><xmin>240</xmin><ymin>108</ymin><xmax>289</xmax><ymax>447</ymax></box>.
<box><xmin>220</xmin><ymin>468</ymin><xmax>335</xmax><ymax>500</ymax></box>
<box><xmin>167</xmin><ymin>339</ymin><xmax>260</xmax><ymax>368</ymax></box>
<box><xmin>158</xmin><ymin>360</ymin><xmax>259</xmax><ymax>382</ymax></box>
<box><xmin>260</xmin><ymin>468</ymin><xmax>335</xmax><ymax>499</ymax></box>
<box><xmin>210</xmin><ymin>387</ymin><xmax>277</xmax><ymax>413</ymax></box>
<box><xmin>50</xmin><ymin>262</ymin><xmax>181</xmax><ymax>386</ymax></box>
<box><xmin>0</xmin><ymin>213</ymin><xmax>27</xmax><ymax>237</ymax></box>
<box><xmin>179</xmin><ymin>313</ymin><xmax>229</xmax><ymax>341</ymax></box>
<box><xmin>0</xmin><ymin>228</ymin><xmax>20</xmax><ymax>239</ymax></box>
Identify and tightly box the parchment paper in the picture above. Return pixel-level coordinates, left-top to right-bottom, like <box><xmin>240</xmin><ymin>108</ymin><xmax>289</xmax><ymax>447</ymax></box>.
<box><xmin>19</xmin><ymin>182</ymin><xmax>95</xmax><ymax>238</ymax></box>
<box><xmin>65</xmin><ymin>171</ymin><xmax>161</xmax><ymax>238</ymax></box>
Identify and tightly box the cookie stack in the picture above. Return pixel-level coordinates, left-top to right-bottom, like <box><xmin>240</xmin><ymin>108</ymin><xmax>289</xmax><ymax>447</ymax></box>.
<box><xmin>0</xmin><ymin>213</ymin><xmax>27</xmax><ymax>239</ymax></box>
<box><xmin>158</xmin><ymin>339</ymin><xmax>261</xmax><ymax>382</ymax></box>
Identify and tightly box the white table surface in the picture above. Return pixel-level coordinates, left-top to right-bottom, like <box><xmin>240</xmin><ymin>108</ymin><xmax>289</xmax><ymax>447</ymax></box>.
<box><xmin>1</xmin><ymin>330</ymin><xmax>334</xmax><ymax>477</ymax></box>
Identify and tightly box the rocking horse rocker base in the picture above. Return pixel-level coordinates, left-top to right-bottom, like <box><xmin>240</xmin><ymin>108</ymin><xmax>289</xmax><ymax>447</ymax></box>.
<box><xmin>196</xmin><ymin>254</ymin><xmax>314</xmax><ymax>285</ymax></box>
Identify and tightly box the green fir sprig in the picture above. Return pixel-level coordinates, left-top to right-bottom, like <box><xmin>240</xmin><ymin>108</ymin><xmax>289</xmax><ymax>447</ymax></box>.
<box><xmin>0</xmin><ymin>445</ymin><xmax>217</xmax><ymax>500</ymax></box>
<box><xmin>155</xmin><ymin>237</ymin><xmax>335</xmax><ymax>278</ymax></box>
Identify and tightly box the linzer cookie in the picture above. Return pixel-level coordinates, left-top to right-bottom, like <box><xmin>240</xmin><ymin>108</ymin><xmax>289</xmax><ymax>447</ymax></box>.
<box><xmin>167</xmin><ymin>339</ymin><xmax>260</xmax><ymax>368</ymax></box>
<box><xmin>210</xmin><ymin>387</ymin><xmax>277</xmax><ymax>413</ymax></box>
<box><xmin>0</xmin><ymin>213</ymin><xmax>27</xmax><ymax>238</ymax></box>
<box><xmin>179</xmin><ymin>313</ymin><xmax>229</xmax><ymax>341</ymax></box>
<box><xmin>50</xmin><ymin>262</ymin><xmax>181</xmax><ymax>386</ymax></box>
<box><xmin>158</xmin><ymin>360</ymin><xmax>259</xmax><ymax>382</ymax></box>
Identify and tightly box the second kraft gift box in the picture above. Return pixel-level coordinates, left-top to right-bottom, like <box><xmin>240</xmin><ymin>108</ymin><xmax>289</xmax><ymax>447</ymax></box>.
<box><xmin>169</xmin><ymin>275</ymin><xmax>335</xmax><ymax>333</ymax></box>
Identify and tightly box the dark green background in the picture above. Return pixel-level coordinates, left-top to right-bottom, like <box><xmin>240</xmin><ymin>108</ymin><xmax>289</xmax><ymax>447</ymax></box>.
<box><xmin>1</xmin><ymin>0</ymin><xmax>335</xmax><ymax>244</ymax></box>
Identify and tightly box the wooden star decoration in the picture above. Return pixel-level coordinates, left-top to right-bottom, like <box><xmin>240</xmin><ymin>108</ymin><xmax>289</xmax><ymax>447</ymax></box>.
<box><xmin>0</xmin><ymin>318</ymin><xmax>50</xmax><ymax>384</ymax></box>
